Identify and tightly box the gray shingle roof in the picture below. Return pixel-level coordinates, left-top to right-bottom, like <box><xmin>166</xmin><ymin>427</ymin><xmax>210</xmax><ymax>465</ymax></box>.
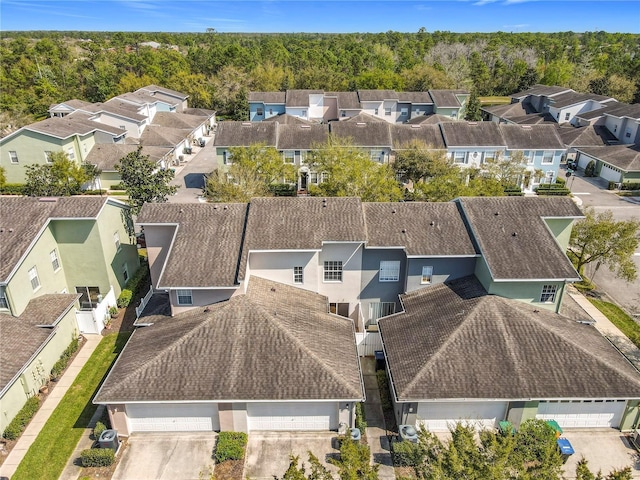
<box><xmin>248</xmin><ymin>91</ymin><xmax>286</xmax><ymax>104</ymax></box>
<box><xmin>364</xmin><ymin>202</ymin><xmax>476</xmax><ymax>256</ymax></box>
<box><xmin>17</xmin><ymin>117</ymin><xmax>125</xmax><ymax>140</ymax></box>
<box><xmin>457</xmin><ymin>197</ymin><xmax>582</xmax><ymax>281</ymax></box>
<box><xmin>183</xmin><ymin>107</ymin><xmax>216</xmax><ymax>117</ymax></box>
<box><xmin>151</xmin><ymin>112</ymin><xmax>207</xmax><ymax>129</ymax></box>
<box><xmin>341</xmin><ymin>112</ymin><xmax>386</xmax><ymax>124</ymax></box>
<box><xmin>138</xmin><ymin>126</ymin><xmax>191</xmax><ymax>147</ymax></box>
<box><xmin>238</xmin><ymin>197</ymin><xmax>366</xmax><ymax>280</ymax></box>
<box><xmin>137</xmin><ymin>203</ymin><xmax>248</xmax><ymax>288</ymax></box>
<box><xmin>379</xmin><ymin>276</ymin><xmax>640</xmax><ymax>401</ymax></box>
<box><xmin>509</xmin><ymin>112</ymin><xmax>557</xmax><ymax>125</ymax></box>
<box><xmin>86</xmin><ymin>144</ymin><xmax>172</xmax><ymax>171</ymax></box>
<box><xmin>549</xmin><ymin>91</ymin><xmax>614</xmax><ymax>109</ymax></box>
<box><xmin>263</xmin><ymin>113</ymin><xmax>315</xmax><ymax>125</ymax></box>
<box><xmin>603</xmin><ymin>102</ymin><xmax>640</xmax><ymax>120</ymax></box>
<box><xmin>277</xmin><ymin>124</ymin><xmax>329</xmax><ymax>150</ymax></box>
<box><xmin>429</xmin><ymin>90</ymin><xmax>468</xmax><ymax>108</ymax></box>
<box><xmin>138</xmin><ymin>84</ymin><xmax>189</xmax><ymax>100</ymax></box>
<box><xmin>213</xmin><ymin>121</ymin><xmax>278</xmax><ymax>147</ymax></box>
<box><xmin>575</xmin><ymin>106</ymin><xmax>610</xmax><ymax>121</ymax></box>
<box><xmin>330</xmin><ymin>120</ymin><xmax>392</xmax><ymax>147</ymax></box>
<box><xmin>0</xmin><ymin>294</ymin><xmax>78</xmax><ymax>391</ymax></box>
<box><xmin>406</xmin><ymin>114</ymin><xmax>451</xmax><ymax>125</ymax></box>
<box><xmin>326</xmin><ymin>91</ymin><xmax>361</xmax><ymax>110</ymax></box>
<box><xmin>390</xmin><ymin>124</ymin><xmax>446</xmax><ymax>149</ymax></box>
<box><xmin>286</xmin><ymin>90</ymin><xmax>323</xmax><ymax>107</ymax></box>
<box><xmin>511</xmin><ymin>84</ymin><xmax>573</xmax><ymax>99</ymax></box>
<box><xmin>576</xmin><ymin>145</ymin><xmax>640</xmax><ymax>173</ymax></box>
<box><xmin>0</xmin><ymin>197</ymin><xmax>107</xmax><ymax>282</ymax></box>
<box><xmin>557</xmin><ymin>125</ymin><xmax>616</xmax><ymax>147</ymax></box>
<box><xmin>397</xmin><ymin>92</ymin><xmax>433</xmax><ymax>104</ymax></box>
<box><xmin>498</xmin><ymin>124</ymin><xmax>564</xmax><ymax>150</ymax></box>
<box><xmin>99</xmin><ymin>100</ymin><xmax>148</xmax><ymax>121</ymax></box>
<box><xmin>439</xmin><ymin>122</ymin><xmax>506</xmax><ymax>147</ymax></box>
<box><xmin>94</xmin><ymin>276</ymin><xmax>363</xmax><ymax>403</ymax></box>
<box><xmin>357</xmin><ymin>90</ymin><xmax>399</xmax><ymax>102</ymax></box>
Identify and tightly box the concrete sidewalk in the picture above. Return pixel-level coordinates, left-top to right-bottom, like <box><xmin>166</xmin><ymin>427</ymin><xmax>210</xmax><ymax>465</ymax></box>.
<box><xmin>361</xmin><ymin>357</ymin><xmax>395</xmax><ymax>479</ymax></box>
<box><xmin>58</xmin><ymin>405</ymin><xmax>106</xmax><ymax>480</ymax></box>
<box><xmin>568</xmin><ymin>286</ymin><xmax>640</xmax><ymax>370</ymax></box>
<box><xmin>0</xmin><ymin>334</ymin><xmax>102</xmax><ymax>480</ymax></box>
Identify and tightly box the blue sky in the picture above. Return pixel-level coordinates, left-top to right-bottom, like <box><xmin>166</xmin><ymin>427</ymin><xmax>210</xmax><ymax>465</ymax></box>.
<box><xmin>1</xmin><ymin>0</ymin><xmax>639</xmax><ymax>33</ymax></box>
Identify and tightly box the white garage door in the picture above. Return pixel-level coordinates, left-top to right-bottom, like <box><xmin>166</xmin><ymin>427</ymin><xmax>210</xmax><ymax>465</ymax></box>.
<box><xmin>577</xmin><ymin>153</ymin><xmax>595</xmax><ymax>170</ymax></box>
<box><xmin>126</xmin><ymin>403</ymin><xmax>220</xmax><ymax>432</ymax></box>
<box><xmin>417</xmin><ymin>401</ymin><xmax>508</xmax><ymax>432</ymax></box>
<box><xmin>600</xmin><ymin>164</ymin><xmax>622</xmax><ymax>183</ymax></box>
<box><xmin>247</xmin><ymin>402</ymin><xmax>338</xmax><ymax>431</ymax></box>
<box><xmin>535</xmin><ymin>400</ymin><xmax>625</xmax><ymax>428</ymax></box>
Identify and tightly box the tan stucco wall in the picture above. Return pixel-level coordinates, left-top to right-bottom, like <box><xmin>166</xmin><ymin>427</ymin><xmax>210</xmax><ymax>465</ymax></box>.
<box><xmin>143</xmin><ymin>225</ymin><xmax>176</xmax><ymax>287</ymax></box>
<box><xmin>108</xmin><ymin>404</ymin><xmax>130</xmax><ymax>436</ymax></box>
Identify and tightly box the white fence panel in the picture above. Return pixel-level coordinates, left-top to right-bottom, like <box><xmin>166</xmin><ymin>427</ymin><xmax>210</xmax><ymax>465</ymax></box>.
<box><xmin>136</xmin><ymin>286</ymin><xmax>154</xmax><ymax>319</ymax></box>
<box><xmin>356</xmin><ymin>331</ymin><xmax>383</xmax><ymax>357</ymax></box>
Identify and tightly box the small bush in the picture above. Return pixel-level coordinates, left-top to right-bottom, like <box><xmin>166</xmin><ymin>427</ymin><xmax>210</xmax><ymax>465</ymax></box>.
<box><xmin>392</xmin><ymin>440</ymin><xmax>422</xmax><ymax>467</ymax></box>
<box><xmin>117</xmin><ymin>289</ymin><xmax>132</xmax><ymax>308</ymax></box>
<box><xmin>555</xmin><ymin>176</ymin><xmax>566</xmax><ymax>186</ymax></box>
<box><xmin>51</xmin><ymin>358</ymin><xmax>67</xmax><ymax>379</ymax></box>
<box><xmin>0</xmin><ymin>183</ymin><xmax>26</xmax><ymax>195</ymax></box>
<box><xmin>62</xmin><ymin>336</ymin><xmax>79</xmax><ymax>360</ymax></box>
<box><xmin>376</xmin><ymin>369</ymin><xmax>393</xmax><ymax>411</ymax></box>
<box><xmin>80</xmin><ymin>448</ymin><xmax>115</xmax><ymax>467</ymax></box>
<box><xmin>93</xmin><ymin>421</ymin><xmax>107</xmax><ymax>440</ymax></box>
<box><xmin>80</xmin><ymin>189</ymin><xmax>108</xmax><ymax>196</ymax></box>
<box><xmin>355</xmin><ymin>402</ymin><xmax>367</xmax><ymax>432</ymax></box>
<box><xmin>110</xmin><ymin>182</ymin><xmax>126</xmax><ymax>191</ymax></box>
<box><xmin>534</xmin><ymin>184</ymin><xmax>571</xmax><ymax>196</ymax></box>
<box><xmin>585</xmin><ymin>159</ymin><xmax>596</xmax><ymax>177</ymax></box>
<box><xmin>269</xmin><ymin>183</ymin><xmax>297</xmax><ymax>197</ymax></box>
<box><xmin>215</xmin><ymin>431</ymin><xmax>247</xmax><ymax>463</ymax></box>
<box><xmin>3</xmin><ymin>396</ymin><xmax>40</xmax><ymax>440</ymax></box>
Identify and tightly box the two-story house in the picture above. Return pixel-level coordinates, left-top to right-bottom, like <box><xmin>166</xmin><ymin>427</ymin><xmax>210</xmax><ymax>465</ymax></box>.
<box><xmin>93</xmin><ymin>196</ymin><xmax>640</xmax><ymax>435</ymax></box>
<box><xmin>0</xmin><ymin>196</ymin><xmax>140</xmax><ymax>433</ymax></box>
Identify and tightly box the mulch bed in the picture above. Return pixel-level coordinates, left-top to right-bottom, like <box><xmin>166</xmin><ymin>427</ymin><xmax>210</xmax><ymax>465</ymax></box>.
<box><xmin>77</xmin><ymin>438</ymin><xmax>129</xmax><ymax>479</ymax></box>
<box><xmin>214</xmin><ymin>458</ymin><xmax>245</xmax><ymax>480</ymax></box>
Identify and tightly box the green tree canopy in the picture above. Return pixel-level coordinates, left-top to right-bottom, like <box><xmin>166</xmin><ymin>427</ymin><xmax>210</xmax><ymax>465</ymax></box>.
<box><xmin>115</xmin><ymin>146</ymin><xmax>177</xmax><ymax>214</ymax></box>
<box><xmin>24</xmin><ymin>151</ymin><xmax>97</xmax><ymax>196</ymax></box>
<box><xmin>569</xmin><ymin>207</ymin><xmax>640</xmax><ymax>282</ymax></box>
<box><xmin>464</xmin><ymin>88</ymin><xmax>482</xmax><ymax>121</ymax></box>
<box><xmin>393</xmin><ymin>141</ymin><xmax>451</xmax><ymax>185</ymax></box>
<box><xmin>307</xmin><ymin>136</ymin><xmax>403</xmax><ymax>202</ymax></box>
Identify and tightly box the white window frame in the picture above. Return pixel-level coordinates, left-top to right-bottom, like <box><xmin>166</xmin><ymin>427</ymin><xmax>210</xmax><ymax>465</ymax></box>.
<box><xmin>542</xmin><ymin>151</ymin><xmax>554</xmax><ymax>165</ymax></box>
<box><xmin>0</xmin><ymin>286</ymin><xmax>8</xmax><ymax>309</ymax></box>
<box><xmin>283</xmin><ymin>151</ymin><xmax>295</xmax><ymax>164</ymax></box>
<box><xmin>453</xmin><ymin>151</ymin><xmax>466</xmax><ymax>164</ymax></box>
<box><xmin>50</xmin><ymin>249</ymin><xmax>60</xmax><ymax>271</ymax></box>
<box><xmin>323</xmin><ymin>261</ymin><xmax>343</xmax><ymax>282</ymax></box>
<box><xmin>379</xmin><ymin>261</ymin><xmax>400</xmax><ymax>282</ymax></box>
<box><xmin>256</xmin><ymin>107</ymin><xmax>264</xmax><ymax>116</ymax></box>
<box><xmin>564</xmin><ymin>112</ymin><xmax>570</xmax><ymax>121</ymax></box>
<box><xmin>293</xmin><ymin>266</ymin><xmax>303</xmax><ymax>284</ymax></box>
<box><xmin>223</xmin><ymin>151</ymin><xmax>232</xmax><ymax>165</ymax></box>
<box><xmin>309</xmin><ymin>172</ymin><xmax>319</xmax><ymax>184</ymax></box>
<box><xmin>384</xmin><ymin>107</ymin><xmax>392</xmax><ymax>116</ymax></box>
<box><xmin>114</xmin><ymin>231</ymin><xmax>121</xmax><ymax>252</ymax></box>
<box><xmin>421</xmin><ymin>266</ymin><xmax>433</xmax><ymax>285</ymax></box>
<box><xmin>400</xmin><ymin>107</ymin><xmax>409</xmax><ymax>116</ymax></box>
<box><xmin>28</xmin><ymin>266</ymin><xmax>40</xmax><ymax>291</ymax></box>
<box><xmin>44</xmin><ymin>151</ymin><xmax>54</xmax><ymax>163</ymax></box>
<box><xmin>122</xmin><ymin>263</ymin><xmax>129</xmax><ymax>283</ymax></box>
<box><xmin>9</xmin><ymin>151</ymin><xmax>18</xmax><ymax>164</ymax></box>
<box><xmin>540</xmin><ymin>284</ymin><xmax>558</xmax><ymax>303</ymax></box>
<box><xmin>523</xmin><ymin>150</ymin><xmax>533</xmax><ymax>164</ymax></box>
<box><xmin>67</xmin><ymin>147</ymin><xmax>75</xmax><ymax>160</ymax></box>
<box><xmin>374</xmin><ymin>108</ymin><xmax>379</xmax><ymax>115</ymax></box>
<box><xmin>177</xmin><ymin>289</ymin><xmax>193</xmax><ymax>305</ymax></box>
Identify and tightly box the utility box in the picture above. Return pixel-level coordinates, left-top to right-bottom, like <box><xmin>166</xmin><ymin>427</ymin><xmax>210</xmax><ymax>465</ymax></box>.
<box><xmin>99</xmin><ymin>429</ymin><xmax>119</xmax><ymax>451</ymax></box>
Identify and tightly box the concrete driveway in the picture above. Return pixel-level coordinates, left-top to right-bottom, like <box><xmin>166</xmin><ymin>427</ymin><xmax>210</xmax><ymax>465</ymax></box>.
<box><xmin>112</xmin><ymin>432</ymin><xmax>217</xmax><ymax>480</ymax></box>
<box><xmin>244</xmin><ymin>432</ymin><xmax>340</xmax><ymax>479</ymax></box>
<box><xmin>562</xmin><ymin>429</ymin><xmax>640</xmax><ymax>479</ymax></box>
<box><xmin>168</xmin><ymin>137</ymin><xmax>217</xmax><ymax>204</ymax></box>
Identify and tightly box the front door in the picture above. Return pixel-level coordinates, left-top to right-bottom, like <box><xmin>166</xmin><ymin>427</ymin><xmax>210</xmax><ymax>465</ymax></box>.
<box><xmin>300</xmin><ymin>172</ymin><xmax>308</xmax><ymax>191</ymax></box>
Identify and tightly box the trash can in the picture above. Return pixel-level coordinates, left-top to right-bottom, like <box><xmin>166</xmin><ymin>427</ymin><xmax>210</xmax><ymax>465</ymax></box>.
<box><xmin>498</xmin><ymin>421</ymin><xmax>515</xmax><ymax>436</ymax></box>
<box><xmin>546</xmin><ymin>420</ymin><xmax>563</xmax><ymax>439</ymax></box>
<box><xmin>98</xmin><ymin>429</ymin><xmax>119</xmax><ymax>451</ymax></box>
<box><xmin>557</xmin><ymin>437</ymin><xmax>574</xmax><ymax>463</ymax></box>
<box><xmin>374</xmin><ymin>350</ymin><xmax>385</xmax><ymax>370</ymax></box>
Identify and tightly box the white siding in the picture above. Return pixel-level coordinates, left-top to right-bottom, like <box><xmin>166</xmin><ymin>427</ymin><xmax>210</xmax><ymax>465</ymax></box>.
<box><xmin>247</xmin><ymin>402</ymin><xmax>338</xmax><ymax>431</ymax></box>
<box><xmin>417</xmin><ymin>401</ymin><xmax>508</xmax><ymax>432</ymax></box>
<box><xmin>126</xmin><ymin>403</ymin><xmax>220</xmax><ymax>432</ymax></box>
<box><xmin>600</xmin><ymin>164</ymin><xmax>622</xmax><ymax>183</ymax></box>
<box><xmin>535</xmin><ymin>400</ymin><xmax>625</xmax><ymax>428</ymax></box>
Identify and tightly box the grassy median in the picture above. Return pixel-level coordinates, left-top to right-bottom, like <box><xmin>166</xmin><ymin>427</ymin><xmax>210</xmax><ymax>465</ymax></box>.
<box><xmin>12</xmin><ymin>332</ymin><xmax>130</xmax><ymax>480</ymax></box>
<box><xmin>589</xmin><ymin>298</ymin><xmax>640</xmax><ymax>348</ymax></box>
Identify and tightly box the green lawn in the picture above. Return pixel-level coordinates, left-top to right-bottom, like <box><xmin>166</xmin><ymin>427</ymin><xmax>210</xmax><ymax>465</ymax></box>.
<box><xmin>589</xmin><ymin>298</ymin><xmax>640</xmax><ymax>348</ymax></box>
<box><xmin>479</xmin><ymin>96</ymin><xmax>511</xmax><ymax>106</ymax></box>
<box><xmin>12</xmin><ymin>332</ymin><xmax>130</xmax><ymax>480</ymax></box>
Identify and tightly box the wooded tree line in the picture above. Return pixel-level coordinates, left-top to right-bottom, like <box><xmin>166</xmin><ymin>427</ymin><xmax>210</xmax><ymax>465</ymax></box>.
<box><xmin>1</xmin><ymin>30</ymin><xmax>639</xmax><ymax>125</ymax></box>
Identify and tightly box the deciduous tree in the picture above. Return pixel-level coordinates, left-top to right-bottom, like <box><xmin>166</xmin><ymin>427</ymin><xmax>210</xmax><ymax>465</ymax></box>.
<box><xmin>569</xmin><ymin>208</ymin><xmax>640</xmax><ymax>282</ymax></box>
<box><xmin>24</xmin><ymin>152</ymin><xmax>96</xmax><ymax>196</ymax></box>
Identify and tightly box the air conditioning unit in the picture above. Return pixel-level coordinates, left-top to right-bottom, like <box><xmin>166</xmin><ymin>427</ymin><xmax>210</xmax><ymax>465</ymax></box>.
<box><xmin>398</xmin><ymin>424</ymin><xmax>418</xmax><ymax>443</ymax></box>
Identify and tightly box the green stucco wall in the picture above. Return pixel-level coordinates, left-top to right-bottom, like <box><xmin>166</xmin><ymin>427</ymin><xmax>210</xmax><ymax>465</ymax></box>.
<box><xmin>543</xmin><ymin>218</ymin><xmax>576</xmax><ymax>252</ymax></box>
<box><xmin>620</xmin><ymin>400</ymin><xmax>640</xmax><ymax>431</ymax></box>
<box><xmin>0</xmin><ymin>308</ymin><xmax>78</xmax><ymax>432</ymax></box>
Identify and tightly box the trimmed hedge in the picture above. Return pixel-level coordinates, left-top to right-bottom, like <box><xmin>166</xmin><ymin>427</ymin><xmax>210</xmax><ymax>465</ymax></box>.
<box><xmin>3</xmin><ymin>395</ymin><xmax>41</xmax><ymax>440</ymax></box>
<box><xmin>376</xmin><ymin>369</ymin><xmax>393</xmax><ymax>411</ymax></box>
<box><xmin>355</xmin><ymin>401</ymin><xmax>367</xmax><ymax>432</ymax></box>
<box><xmin>51</xmin><ymin>336</ymin><xmax>80</xmax><ymax>379</ymax></box>
<box><xmin>93</xmin><ymin>421</ymin><xmax>107</xmax><ymax>440</ymax></box>
<box><xmin>268</xmin><ymin>183</ymin><xmax>297</xmax><ymax>197</ymax></box>
<box><xmin>0</xmin><ymin>183</ymin><xmax>26</xmax><ymax>195</ymax></box>
<box><xmin>534</xmin><ymin>184</ymin><xmax>571</xmax><ymax>196</ymax></box>
<box><xmin>117</xmin><ymin>263</ymin><xmax>149</xmax><ymax>308</ymax></box>
<box><xmin>80</xmin><ymin>448</ymin><xmax>114</xmax><ymax>467</ymax></box>
<box><xmin>116</xmin><ymin>289</ymin><xmax>132</xmax><ymax>308</ymax></box>
<box><xmin>214</xmin><ymin>431</ymin><xmax>247</xmax><ymax>463</ymax></box>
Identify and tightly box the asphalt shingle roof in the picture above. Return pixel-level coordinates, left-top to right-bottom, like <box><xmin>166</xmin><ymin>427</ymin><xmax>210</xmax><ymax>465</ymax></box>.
<box><xmin>379</xmin><ymin>277</ymin><xmax>640</xmax><ymax>401</ymax></box>
<box><xmin>429</xmin><ymin>90</ymin><xmax>467</xmax><ymax>108</ymax></box>
<box><xmin>0</xmin><ymin>294</ymin><xmax>78</xmax><ymax>391</ymax></box>
<box><xmin>557</xmin><ymin>125</ymin><xmax>616</xmax><ymax>147</ymax></box>
<box><xmin>364</xmin><ymin>202</ymin><xmax>476</xmax><ymax>256</ymax></box>
<box><xmin>138</xmin><ymin>85</ymin><xmax>189</xmax><ymax>100</ymax></box>
<box><xmin>326</xmin><ymin>91</ymin><xmax>361</xmax><ymax>110</ymax></box>
<box><xmin>85</xmin><ymin>144</ymin><xmax>172</xmax><ymax>171</ymax></box>
<box><xmin>330</xmin><ymin>120</ymin><xmax>392</xmax><ymax>147</ymax></box>
<box><xmin>137</xmin><ymin>203</ymin><xmax>248</xmax><ymax>288</ymax></box>
<box><xmin>151</xmin><ymin>112</ymin><xmax>207</xmax><ymax>129</ymax></box>
<box><xmin>285</xmin><ymin>90</ymin><xmax>323</xmax><ymax>107</ymax></box>
<box><xmin>397</xmin><ymin>92</ymin><xmax>433</xmax><ymax>104</ymax></box>
<box><xmin>138</xmin><ymin>126</ymin><xmax>191</xmax><ymax>148</ymax></box>
<box><xmin>549</xmin><ymin>91</ymin><xmax>614</xmax><ymax>109</ymax></box>
<box><xmin>390</xmin><ymin>124</ymin><xmax>446</xmax><ymax>149</ymax></box>
<box><xmin>17</xmin><ymin>117</ymin><xmax>124</xmax><ymax>140</ymax></box>
<box><xmin>457</xmin><ymin>197</ymin><xmax>582</xmax><ymax>280</ymax></box>
<box><xmin>498</xmin><ymin>124</ymin><xmax>564</xmax><ymax>150</ymax></box>
<box><xmin>213</xmin><ymin>121</ymin><xmax>278</xmax><ymax>147</ymax></box>
<box><xmin>576</xmin><ymin>145</ymin><xmax>640</xmax><ymax>172</ymax></box>
<box><xmin>511</xmin><ymin>84</ymin><xmax>573</xmax><ymax>99</ymax></box>
<box><xmin>94</xmin><ymin>276</ymin><xmax>363</xmax><ymax>403</ymax></box>
<box><xmin>439</xmin><ymin>122</ymin><xmax>506</xmax><ymax>147</ymax></box>
<box><xmin>277</xmin><ymin>124</ymin><xmax>329</xmax><ymax>150</ymax></box>
<box><xmin>0</xmin><ymin>197</ymin><xmax>107</xmax><ymax>282</ymax></box>
<box><xmin>357</xmin><ymin>90</ymin><xmax>399</xmax><ymax>102</ymax></box>
<box><xmin>248</xmin><ymin>92</ymin><xmax>287</xmax><ymax>104</ymax></box>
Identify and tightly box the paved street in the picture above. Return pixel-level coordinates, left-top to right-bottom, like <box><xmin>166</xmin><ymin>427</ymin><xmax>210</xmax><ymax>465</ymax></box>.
<box><xmin>168</xmin><ymin>137</ymin><xmax>217</xmax><ymax>204</ymax></box>
<box><xmin>564</xmin><ymin>166</ymin><xmax>640</xmax><ymax>315</ymax></box>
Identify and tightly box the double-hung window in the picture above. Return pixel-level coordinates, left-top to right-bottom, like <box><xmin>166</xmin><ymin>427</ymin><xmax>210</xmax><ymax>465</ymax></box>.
<box><xmin>283</xmin><ymin>151</ymin><xmax>295</xmax><ymax>164</ymax></box>
<box><xmin>114</xmin><ymin>231</ymin><xmax>121</xmax><ymax>252</ymax></box>
<box><xmin>323</xmin><ymin>261</ymin><xmax>343</xmax><ymax>282</ymax></box>
<box><xmin>453</xmin><ymin>151</ymin><xmax>466</xmax><ymax>164</ymax></box>
<box><xmin>384</xmin><ymin>107</ymin><xmax>392</xmax><ymax>116</ymax></box>
<box><xmin>177</xmin><ymin>289</ymin><xmax>193</xmax><ymax>305</ymax></box>
<box><xmin>256</xmin><ymin>107</ymin><xmax>264</xmax><ymax>116</ymax></box>
<box><xmin>28</xmin><ymin>266</ymin><xmax>40</xmax><ymax>291</ymax></box>
<box><xmin>379</xmin><ymin>261</ymin><xmax>400</xmax><ymax>282</ymax></box>
<box><xmin>122</xmin><ymin>263</ymin><xmax>129</xmax><ymax>283</ymax></box>
<box><xmin>542</xmin><ymin>151</ymin><xmax>554</xmax><ymax>165</ymax></box>
<box><xmin>9</xmin><ymin>151</ymin><xmax>18</xmax><ymax>164</ymax></box>
<box><xmin>540</xmin><ymin>285</ymin><xmax>558</xmax><ymax>303</ymax></box>
<box><xmin>293</xmin><ymin>266</ymin><xmax>304</xmax><ymax>284</ymax></box>
<box><xmin>421</xmin><ymin>266</ymin><xmax>433</xmax><ymax>285</ymax></box>
<box><xmin>50</xmin><ymin>249</ymin><xmax>60</xmax><ymax>271</ymax></box>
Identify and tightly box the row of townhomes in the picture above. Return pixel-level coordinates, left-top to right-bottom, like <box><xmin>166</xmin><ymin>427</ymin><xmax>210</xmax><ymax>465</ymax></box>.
<box><xmin>483</xmin><ymin>84</ymin><xmax>640</xmax><ymax>185</ymax></box>
<box><xmin>0</xmin><ymin>85</ymin><xmax>216</xmax><ymax>189</ymax></box>
<box><xmin>248</xmin><ymin>89</ymin><xmax>470</xmax><ymax>123</ymax></box>
<box><xmin>214</xmin><ymin>115</ymin><xmax>567</xmax><ymax>192</ymax></box>
<box><xmin>92</xmin><ymin>196</ymin><xmax>640</xmax><ymax>436</ymax></box>
<box><xmin>0</xmin><ymin>196</ymin><xmax>139</xmax><ymax>433</ymax></box>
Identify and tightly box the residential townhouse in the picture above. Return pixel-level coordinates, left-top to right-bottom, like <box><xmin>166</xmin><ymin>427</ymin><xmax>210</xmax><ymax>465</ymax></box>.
<box><xmin>0</xmin><ymin>196</ymin><xmax>140</xmax><ymax>433</ymax></box>
<box><xmin>92</xmin><ymin>196</ymin><xmax>640</xmax><ymax>435</ymax></box>
<box><xmin>215</xmin><ymin>118</ymin><xmax>567</xmax><ymax>192</ymax></box>
<box><xmin>0</xmin><ymin>116</ymin><xmax>126</xmax><ymax>184</ymax></box>
<box><xmin>248</xmin><ymin>89</ymin><xmax>468</xmax><ymax>124</ymax></box>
